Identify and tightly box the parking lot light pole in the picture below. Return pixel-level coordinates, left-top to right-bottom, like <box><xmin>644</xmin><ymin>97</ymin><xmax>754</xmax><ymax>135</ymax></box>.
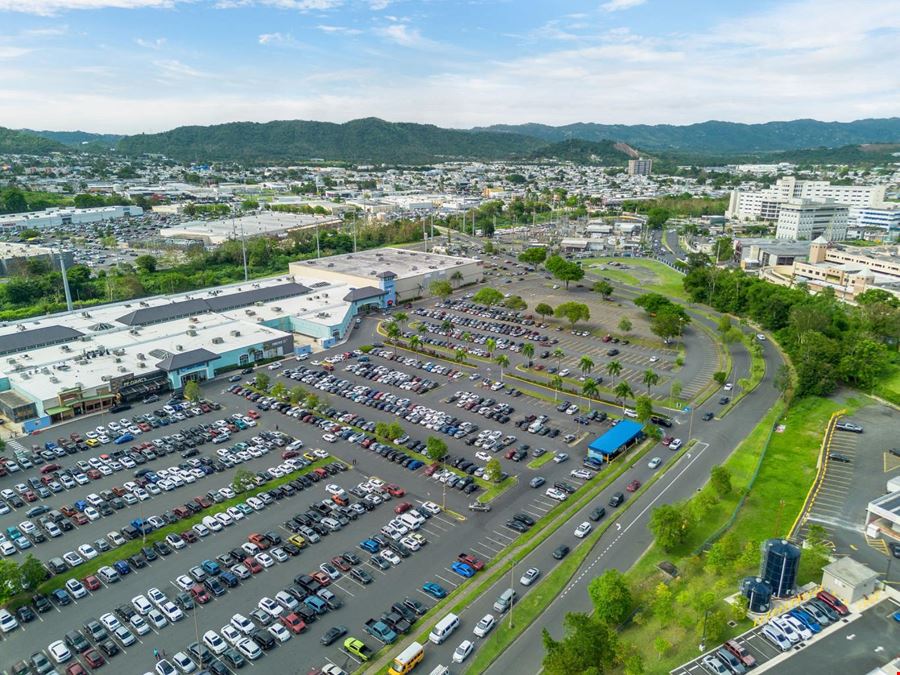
<box><xmin>698</xmin><ymin>607</ymin><xmax>711</xmax><ymax>652</ymax></box>
<box><xmin>509</xmin><ymin>561</ymin><xmax>515</xmax><ymax>629</ymax></box>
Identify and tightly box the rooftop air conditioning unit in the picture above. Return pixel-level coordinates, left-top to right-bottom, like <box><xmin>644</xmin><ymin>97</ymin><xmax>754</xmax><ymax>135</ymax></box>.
<box><xmin>81</xmin><ymin>312</ymin><xmax>91</xmax><ymax>318</ymax></box>
<box><xmin>272</xmin><ymin>307</ymin><xmax>281</xmax><ymax>312</ymax></box>
<box><xmin>100</xmin><ymin>374</ymin><xmax>110</xmax><ymax>381</ymax></box>
<box><xmin>230</xmin><ymin>330</ymin><xmax>241</xmax><ymax>337</ymax></box>
<box><xmin>212</xmin><ymin>337</ymin><xmax>223</xmax><ymax>344</ymax></box>
<box><xmin>118</xmin><ymin>366</ymin><xmax>127</xmax><ymax>372</ymax></box>
<box><xmin>21</xmin><ymin>373</ymin><xmax>29</xmax><ymax>379</ymax></box>
<box><xmin>175</xmin><ymin>345</ymin><xmax>183</xmax><ymax>351</ymax></box>
<box><xmin>187</xmin><ymin>329</ymin><xmax>197</xmax><ymax>336</ymax></box>
<box><xmin>139</xmin><ymin>301</ymin><xmax>149</xmax><ymax>307</ymax></box>
<box><xmin>138</xmin><ymin>361</ymin><xmax>146</xmax><ymax>368</ymax></box>
<box><xmin>16</xmin><ymin>325</ymin><xmax>26</xmax><ymax>332</ymax></box>
<box><xmin>50</xmin><ymin>376</ymin><xmax>59</xmax><ymax>383</ymax></box>
<box><xmin>115</xmin><ymin>357</ymin><xmax>122</xmax><ymax>363</ymax></box>
<box><xmin>61</xmin><ymin>345</ymin><xmax>71</xmax><ymax>352</ymax></box>
<box><xmin>81</xmin><ymin>336</ymin><xmax>92</xmax><ymax>341</ymax></box>
<box><xmin>137</xmin><ymin>353</ymin><xmax>145</xmax><ymax>360</ymax></box>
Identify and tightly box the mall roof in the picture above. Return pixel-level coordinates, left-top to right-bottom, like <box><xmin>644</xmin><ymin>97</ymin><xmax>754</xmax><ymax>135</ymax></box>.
<box><xmin>588</xmin><ymin>420</ymin><xmax>644</xmax><ymax>456</ymax></box>
<box><xmin>343</xmin><ymin>286</ymin><xmax>386</xmax><ymax>302</ymax></box>
<box><xmin>294</xmin><ymin>247</ymin><xmax>478</xmax><ymax>280</ymax></box>
<box><xmin>0</xmin><ymin>325</ymin><xmax>84</xmax><ymax>357</ymax></box>
<box><xmin>155</xmin><ymin>348</ymin><xmax>218</xmax><ymax>371</ymax></box>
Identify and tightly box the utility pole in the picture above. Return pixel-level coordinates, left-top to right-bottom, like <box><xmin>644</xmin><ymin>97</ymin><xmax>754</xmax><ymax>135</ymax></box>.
<box><xmin>508</xmin><ymin>561</ymin><xmax>515</xmax><ymax>629</ymax></box>
<box><xmin>57</xmin><ymin>246</ymin><xmax>74</xmax><ymax>312</ymax></box>
<box><xmin>315</xmin><ymin>221</ymin><xmax>321</xmax><ymax>259</ymax></box>
<box><xmin>240</xmin><ymin>221</ymin><xmax>249</xmax><ymax>282</ymax></box>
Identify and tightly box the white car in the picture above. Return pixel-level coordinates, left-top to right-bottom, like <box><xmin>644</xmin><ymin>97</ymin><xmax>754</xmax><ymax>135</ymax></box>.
<box><xmin>147</xmin><ymin>587</ymin><xmax>168</xmax><ymax>607</ymax></box>
<box><xmin>545</xmin><ymin>487</ymin><xmax>568</xmax><ymax>502</ymax></box>
<box><xmin>570</xmin><ymin>469</ymin><xmax>592</xmax><ymax>480</ymax></box>
<box><xmin>761</xmin><ymin>623</ymin><xmax>791</xmax><ymax>651</ymax></box>
<box><xmin>172</xmin><ymin>651</ymin><xmax>196</xmax><ymax>673</ymax></box>
<box><xmin>259</xmin><ymin>596</ymin><xmax>283</xmax><ymax>617</ymax></box>
<box><xmin>322</xmin><ymin>433</ymin><xmax>338</xmax><ymax>443</ymax></box>
<box><xmin>268</xmin><ymin>622</ymin><xmax>292</xmax><ymax>643</ymax></box>
<box><xmin>62</xmin><ymin>551</ymin><xmax>84</xmax><ymax>567</ymax></box>
<box><xmin>160</xmin><ymin>601</ymin><xmax>184</xmax><ymax>622</ymax></box>
<box><xmin>147</xmin><ymin>609</ymin><xmax>168</xmax><ymax>629</ymax></box>
<box><xmin>382</xmin><ymin>550</ymin><xmax>402</xmax><ymax>566</ymax></box>
<box><xmin>475</xmin><ymin>451</ymin><xmax>491</xmax><ymax>462</ymax></box>
<box><xmin>255</xmin><ymin>552</ymin><xmax>275</xmax><ymax>568</ymax></box>
<box><xmin>0</xmin><ymin>609</ymin><xmax>19</xmax><ymax>632</ymax></box>
<box><xmin>519</xmin><ymin>567</ymin><xmax>540</xmax><ymax>586</ymax></box>
<box><xmin>421</xmin><ymin>501</ymin><xmax>442</xmax><ymax>515</ymax></box>
<box><xmin>221</xmin><ymin>624</ymin><xmax>243</xmax><ymax>647</ymax></box>
<box><xmin>77</xmin><ymin>543</ymin><xmax>99</xmax><ymax>560</ymax></box>
<box><xmin>231</xmin><ymin>613</ymin><xmax>254</xmax><ymax>634</ymax></box>
<box><xmin>203</xmin><ymin>629</ymin><xmax>228</xmax><ymax>655</ymax></box>
<box><xmin>65</xmin><ymin>579</ymin><xmax>88</xmax><ymax>599</ymax></box>
<box><xmin>100</xmin><ymin>612</ymin><xmax>122</xmax><ymax>632</ymax></box>
<box><xmin>236</xmin><ymin>637</ymin><xmax>262</xmax><ymax>661</ymax></box>
<box><xmin>452</xmin><ymin>639</ymin><xmax>474</xmax><ymax>663</ymax></box>
<box><xmin>648</xmin><ymin>457</ymin><xmax>662</xmax><ymax>469</ymax></box>
<box><xmin>574</xmin><ymin>521</ymin><xmax>592</xmax><ymax>538</ymax></box>
<box><xmin>723</xmin><ymin>382</ymin><xmax>733</xmax><ymax>391</ymax></box>
<box><xmin>473</xmin><ymin>613</ymin><xmax>496</xmax><ymax>638</ymax></box>
<box><xmin>130</xmin><ymin>615</ymin><xmax>151</xmax><ymax>636</ymax></box>
<box><xmin>668</xmin><ymin>438</ymin><xmax>683</xmax><ymax>451</ymax></box>
<box><xmin>132</xmin><ymin>594</ymin><xmax>153</xmax><ymax>615</ymax></box>
<box><xmin>48</xmin><ymin>639</ymin><xmax>72</xmax><ymax>664</ymax></box>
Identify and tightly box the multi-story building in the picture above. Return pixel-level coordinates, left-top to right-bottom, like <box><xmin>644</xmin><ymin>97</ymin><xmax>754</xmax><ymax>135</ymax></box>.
<box><xmin>727</xmin><ymin>177</ymin><xmax>886</xmax><ymax>221</ymax></box>
<box><xmin>0</xmin><ymin>243</ymin><xmax>74</xmax><ymax>277</ymax></box>
<box><xmin>0</xmin><ymin>205</ymin><xmax>144</xmax><ymax>231</ymax></box>
<box><xmin>853</xmin><ymin>206</ymin><xmax>900</xmax><ymax>235</ymax></box>
<box><xmin>775</xmin><ymin>199</ymin><xmax>849</xmax><ymax>241</ymax></box>
<box><xmin>627</xmin><ymin>158</ymin><xmax>653</xmax><ymax>176</ymax></box>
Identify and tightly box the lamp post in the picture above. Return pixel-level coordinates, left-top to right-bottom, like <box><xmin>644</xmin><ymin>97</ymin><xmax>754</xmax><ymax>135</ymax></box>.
<box><xmin>508</xmin><ymin>561</ymin><xmax>515</xmax><ymax>629</ymax></box>
<box><xmin>698</xmin><ymin>607</ymin><xmax>711</xmax><ymax>652</ymax></box>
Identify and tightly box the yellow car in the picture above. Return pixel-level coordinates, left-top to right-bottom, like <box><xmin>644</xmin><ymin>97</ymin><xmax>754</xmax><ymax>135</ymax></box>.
<box><xmin>303</xmin><ymin>452</ymin><xmax>316</xmax><ymax>462</ymax></box>
<box><xmin>85</xmin><ymin>438</ymin><xmax>101</xmax><ymax>448</ymax></box>
<box><xmin>288</xmin><ymin>534</ymin><xmax>307</xmax><ymax>548</ymax></box>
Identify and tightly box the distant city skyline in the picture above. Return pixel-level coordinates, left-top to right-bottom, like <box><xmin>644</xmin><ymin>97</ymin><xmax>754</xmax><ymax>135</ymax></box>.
<box><xmin>0</xmin><ymin>0</ymin><xmax>897</xmax><ymax>134</ymax></box>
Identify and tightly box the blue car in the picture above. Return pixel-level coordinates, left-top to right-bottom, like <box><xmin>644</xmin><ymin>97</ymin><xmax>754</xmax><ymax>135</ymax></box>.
<box><xmin>201</xmin><ymin>560</ymin><xmax>221</xmax><ymax>576</ymax></box>
<box><xmin>451</xmin><ymin>561</ymin><xmax>475</xmax><ymax>578</ymax></box>
<box><xmin>113</xmin><ymin>560</ymin><xmax>131</xmax><ymax>576</ymax></box>
<box><xmin>114</xmin><ymin>433</ymin><xmax>134</xmax><ymax>445</ymax></box>
<box><xmin>359</xmin><ymin>539</ymin><xmax>380</xmax><ymax>554</ymax></box>
<box><xmin>789</xmin><ymin>608</ymin><xmax>821</xmax><ymax>633</ymax></box>
<box><xmin>407</xmin><ymin>460</ymin><xmax>424</xmax><ymax>470</ymax></box>
<box><xmin>422</xmin><ymin>582</ymin><xmax>446</xmax><ymax>599</ymax></box>
<box><xmin>51</xmin><ymin>589</ymin><xmax>71</xmax><ymax>606</ymax></box>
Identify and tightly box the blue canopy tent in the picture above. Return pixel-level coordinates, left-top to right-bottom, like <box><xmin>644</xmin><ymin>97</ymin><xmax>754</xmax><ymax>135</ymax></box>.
<box><xmin>587</xmin><ymin>420</ymin><xmax>644</xmax><ymax>462</ymax></box>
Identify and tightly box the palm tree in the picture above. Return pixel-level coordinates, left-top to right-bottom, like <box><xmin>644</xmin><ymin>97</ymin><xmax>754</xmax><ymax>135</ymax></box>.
<box><xmin>606</xmin><ymin>359</ymin><xmax>622</xmax><ymax>379</ymax></box>
<box><xmin>440</xmin><ymin>319</ymin><xmax>452</xmax><ymax>333</ymax></box>
<box><xmin>394</xmin><ymin>311</ymin><xmax>408</xmax><ymax>323</ymax></box>
<box><xmin>417</xmin><ymin>322</ymin><xmax>428</xmax><ymax>335</ymax></box>
<box><xmin>522</xmin><ymin>342</ymin><xmax>535</xmax><ymax>363</ymax></box>
<box><xmin>409</xmin><ymin>334</ymin><xmax>421</xmax><ymax>351</ymax></box>
<box><xmin>461</xmin><ymin>331</ymin><xmax>472</xmax><ymax>343</ymax></box>
<box><xmin>641</xmin><ymin>369</ymin><xmax>660</xmax><ymax>394</ymax></box>
<box><xmin>495</xmin><ymin>354</ymin><xmax>510</xmax><ymax>382</ymax></box>
<box><xmin>614</xmin><ymin>381</ymin><xmax>634</xmax><ymax>413</ymax></box>
<box><xmin>552</xmin><ymin>348</ymin><xmax>564</xmax><ymax>372</ymax></box>
<box><xmin>385</xmin><ymin>321</ymin><xmax>401</xmax><ymax>340</ymax></box>
<box><xmin>454</xmin><ymin>348</ymin><xmax>467</xmax><ymax>363</ymax></box>
<box><xmin>486</xmin><ymin>338</ymin><xmax>497</xmax><ymax>358</ymax></box>
<box><xmin>581</xmin><ymin>378</ymin><xmax>599</xmax><ymax>410</ymax></box>
<box><xmin>579</xmin><ymin>355</ymin><xmax>594</xmax><ymax>377</ymax></box>
<box><xmin>551</xmin><ymin>374</ymin><xmax>564</xmax><ymax>401</ymax></box>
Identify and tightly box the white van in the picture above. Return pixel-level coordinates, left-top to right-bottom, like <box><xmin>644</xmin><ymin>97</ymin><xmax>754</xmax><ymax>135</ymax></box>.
<box><xmin>428</xmin><ymin>667</ymin><xmax>450</xmax><ymax>675</ymax></box>
<box><xmin>429</xmin><ymin>612</ymin><xmax>459</xmax><ymax>645</ymax></box>
<box><xmin>399</xmin><ymin>513</ymin><xmax>423</xmax><ymax>531</ymax></box>
<box><xmin>493</xmin><ymin>588</ymin><xmax>517</xmax><ymax>613</ymax></box>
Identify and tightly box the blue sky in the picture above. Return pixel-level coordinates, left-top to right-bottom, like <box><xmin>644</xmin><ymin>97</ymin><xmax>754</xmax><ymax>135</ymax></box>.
<box><xmin>0</xmin><ymin>0</ymin><xmax>897</xmax><ymax>133</ymax></box>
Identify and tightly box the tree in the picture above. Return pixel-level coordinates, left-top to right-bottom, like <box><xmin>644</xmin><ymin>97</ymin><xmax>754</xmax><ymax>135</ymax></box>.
<box><xmin>555</xmin><ymin>302</ymin><xmax>591</xmax><ymax>329</ymax></box>
<box><xmin>484</xmin><ymin>457</ymin><xmax>502</xmax><ymax>482</ymax></box>
<box><xmin>588</xmin><ymin>569</ymin><xmax>632</xmax><ymax>626</ymax></box>
<box><xmin>713</xmin><ymin>371</ymin><xmax>728</xmax><ymax>385</ymax></box>
<box><xmin>646</xmin><ymin>206</ymin><xmax>670</xmax><ymax>228</ymax></box>
<box><xmin>651</xmin><ymin>306</ymin><xmax>688</xmax><ymax>342</ymax></box>
<box><xmin>518</xmin><ymin>247</ymin><xmax>548</xmax><ymax>264</ymax></box>
<box><xmin>304</xmin><ymin>392</ymin><xmax>320</xmax><ymax>410</ymax></box>
<box><xmin>426</xmin><ymin>436</ymin><xmax>448</xmax><ymax>463</ymax></box>
<box><xmin>0</xmin><ymin>559</ymin><xmax>20</xmax><ymax>601</ymax></box>
<box><xmin>254</xmin><ymin>372</ymin><xmax>270</xmax><ymax>391</ymax></box>
<box><xmin>450</xmin><ymin>270</ymin><xmax>464</xmax><ymax>287</ymax></box>
<box><xmin>473</xmin><ymin>287</ymin><xmax>504</xmax><ymax>306</ymax></box>
<box><xmin>670</xmin><ymin>379</ymin><xmax>683</xmax><ymax>401</ymax></box>
<box><xmin>618</xmin><ymin>317</ymin><xmax>632</xmax><ymax>333</ymax></box>
<box><xmin>134</xmin><ymin>254</ymin><xmax>157</xmax><ymax>274</ymax></box>
<box><xmin>241</xmin><ymin>198</ymin><xmax>259</xmax><ymax>211</ymax></box>
<box><xmin>454</xmin><ymin>348</ymin><xmax>467</xmax><ymax>363</ymax></box>
<box><xmin>393</xmin><ymin>311</ymin><xmax>408</xmax><ymax>323</ymax></box>
<box><xmin>270</xmin><ymin>381</ymin><xmax>286</xmax><ymax>400</ymax></box>
<box><xmin>649</xmin><ymin>503</ymin><xmax>692</xmax><ymax>551</ymax></box>
<box><xmin>653</xmin><ymin>636</ymin><xmax>672</xmax><ymax>661</ymax></box>
<box><xmin>385</xmin><ymin>320</ymin><xmax>401</xmax><ymax>340</ymax></box>
<box><xmin>289</xmin><ymin>386</ymin><xmax>305</xmax><ymax>404</ymax></box>
<box><xmin>503</xmin><ymin>295</ymin><xmax>527</xmax><ymax>311</ymax></box>
<box><xmin>582</xmin><ymin>379</ymin><xmax>599</xmax><ymax>409</ymax></box>
<box><xmin>552</xmin><ymin>347</ymin><xmax>565</xmax><ymax>371</ymax></box>
<box><xmin>552</xmin><ymin>260</ymin><xmax>585</xmax><ymax>288</ymax></box>
<box><xmin>641</xmin><ymin>369</ymin><xmax>659</xmax><ymax>394</ymax></box>
<box><xmin>495</xmin><ymin>354</ymin><xmax>510</xmax><ymax>381</ymax></box>
<box><xmin>773</xmin><ymin>364</ymin><xmax>792</xmax><ymax>397</ymax></box>
<box><xmin>635</xmin><ymin>395</ymin><xmax>653</xmax><ymax>423</ymax></box>
<box><xmin>429</xmin><ymin>280</ymin><xmax>453</xmax><ymax>300</ymax></box>
<box><xmin>606</xmin><ymin>360</ymin><xmax>622</xmax><ymax>379</ymax></box>
<box><xmin>542</xmin><ymin>614</ymin><xmax>618</xmax><ymax>675</ymax></box>
<box><xmin>713</xmin><ymin>236</ymin><xmax>733</xmax><ymax>262</ymax></box>
<box><xmin>20</xmin><ymin>554</ymin><xmax>47</xmax><ymax>590</ymax></box>
<box><xmin>183</xmin><ymin>380</ymin><xmax>201</xmax><ymax>402</ymax></box>
<box><xmin>409</xmin><ymin>334</ymin><xmax>421</xmax><ymax>351</ymax></box>
<box><xmin>232</xmin><ymin>468</ymin><xmax>257</xmax><ymax>493</ymax></box>
<box><xmin>634</xmin><ymin>293</ymin><xmax>673</xmax><ymax>314</ymax></box>
<box><xmin>535</xmin><ymin>302</ymin><xmax>555</xmax><ymax>319</ymax></box>
<box><xmin>717</xmin><ymin>315</ymin><xmax>732</xmax><ymax>335</ymax></box>
<box><xmin>551</xmin><ymin>375</ymin><xmax>564</xmax><ymax>400</ymax></box>
<box><xmin>579</xmin><ymin>356</ymin><xmax>594</xmax><ymax>376</ymax></box>
<box><xmin>710</xmin><ymin>465</ymin><xmax>732</xmax><ymax>498</ymax></box>
<box><xmin>522</xmin><ymin>343</ymin><xmax>535</xmax><ymax>361</ymax></box>
<box><xmin>614</xmin><ymin>381</ymin><xmax>633</xmax><ymax>410</ymax></box>
<box><xmin>652</xmin><ymin>582</ymin><xmax>675</xmax><ymax>624</ymax></box>
<box><xmin>375</xmin><ymin>421</ymin><xmax>404</xmax><ymax>442</ymax></box>
<box><xmin>593</xmin><ymin>279</ymin><xmax>614</xmax><ymax>299</ymax></box>
<box><xmin>485</xmin><ymin>338</ymin><xmax>497</xmax><ymax>357</ymax></box>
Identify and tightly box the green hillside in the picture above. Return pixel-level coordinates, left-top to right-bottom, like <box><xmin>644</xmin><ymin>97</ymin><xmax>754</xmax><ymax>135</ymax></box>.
<box><xmin>524</xmin><ymin>139</ymin><xmax>637</xmax><ymax>165</ymax></box>
<box><xmin>0</xmin><ymin>127</ymin><xmax>68</xmax><ymax>154</ymax></box>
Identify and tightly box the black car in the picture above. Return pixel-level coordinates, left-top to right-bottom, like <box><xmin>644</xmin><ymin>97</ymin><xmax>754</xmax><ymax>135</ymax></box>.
<box><xmin>350</xmin><ymin>568</ymin><xmax>373</xmax><ymax>584</ymax></box>
<box><xmin>505</xmin><ymin>519</ymin><xmax>528</xmax><ymax>533</ymax></box>
<box><xmin>718</xmin><ymin>397</ymin><xmax>730</xmax><ymax>405</ymax></box>
<box><xmin>98</xmin><ymin>639</ymin><xmax>119</xmax><ymax>658</ymax></box>
<box><xmin>889</xmin><ymin>541</ymin><xmax>900</xmax><ymax>559</ymax></box>
<box><xmin>513</xmin><ymin>512</ymin><xmax>535</xmax><ymax>527</ymax></box>
<box><xmin>588</xmin><ymin>506</ymin><xmax>606</xmax><ymax>522</ymax></box>
<box><xmin>221</xmin><ymin>648</ymin><xmax>246</xmax><ymax>669</ymax></box>
<box><xmin>250</xmin><ymin>628</ymin><xmax>276</xmax><ymax>650</ymax></box>
<box><xmin>32</xmin><ymin>594</ymin><xmax>52</xmax><ymax>613</ymax></box>
<box><xmin>552</xmin><ymin>545</ymin><xmax>570</xmax><ymax>560</ymax></box>
<box><xmin>16</xmin><ymin>605</ymin><xmax>36</xmax><ymax>623</ymax></box>
<box><xmin>320</xmin><ymin>624</ymin><xmax>348</xmax><ymax>646</ymax></box>
<box><xmin>403</xmin><ymin>597</ymin><xmax>428</xmax><ymax>617</ymax></box>
<box><xmin>175</xmin><ymin>592</ymin><xmax>195</xmax><ymax>611</ymax></box>
<box><xmin>608</xmin><ymin>492</ymin><xmax>625</xmax><ymax>507</ymax></box>
<box><xmin>65</xmin><ymin>630</ymin><xmax>91</xmax><ymax>653</ymax></box>
<box><xmin>702</xmin><ymin>412</ymin><xmax>715</xmax><ymax>421</ymax></box>
<box><xmin>829</xmin><ymin>452</ymin><xmax>851</xmax><ymax>463</ymax></box>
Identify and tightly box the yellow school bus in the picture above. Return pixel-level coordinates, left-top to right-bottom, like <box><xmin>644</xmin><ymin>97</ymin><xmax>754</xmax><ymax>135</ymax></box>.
<box><xmin>388</xmin><ymin>641</ymin><xmax>425</xmax><ymax>675</ymax></box>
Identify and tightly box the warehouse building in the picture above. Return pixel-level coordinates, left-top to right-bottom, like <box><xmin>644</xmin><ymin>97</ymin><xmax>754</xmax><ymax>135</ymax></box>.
<box><xmin>0</xmin><ymin>205</ymin><xmax>143</xmax><ymax>231</ymax></box>
<box><xmin>289</xmin><ymin>247</ymin><xmax>483</xmax><ymax>304</ymax></box>
<box><xmin>159</xmin><ymin>211</ymin><xmax>341</xmax><ymax>246</ymax></box>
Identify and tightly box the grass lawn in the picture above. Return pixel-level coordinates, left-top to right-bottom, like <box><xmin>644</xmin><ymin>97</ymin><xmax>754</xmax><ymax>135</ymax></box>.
<box><xmin>873</xmin><ymin>362</ymin><xmax>900</xmax><ymax>407</ymax></box>
<box><xmin>613</xmin><ymin>394</ymin><xmax>863</xmax><ymax>673</ymax></box>
<box><xmin>527</xmin><ymin>451</ymin><xmax>558</xmax><ymax>470</ymax></box>
<box><xmin>583</xmin><ymin>257</ymin><xmax>688</xmax><ymax>301</ymax></box>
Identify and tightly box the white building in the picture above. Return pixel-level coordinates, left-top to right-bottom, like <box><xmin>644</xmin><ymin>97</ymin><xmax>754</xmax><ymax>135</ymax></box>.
<box><xmin>627</xmin><ymin>158</ymin><xmax>653</xmax><ymax>176</ymax></box>
<box><xmin>727</xmin><ymin>177</ymin><xmax>886</xmax><ymax>221</ymax></box>
<box><xmin>775</xmin><ymin>199</ymin><xmax>849</xmax><ymax>241</ymax></box>
<box><xmin>0</xmin><ymin>205</ymin><xmax>144</xmax><ymax>231</ymax></box>
<box><xmin>853</xmin><ymin>206</ymin><xmax>900</xmax><ymax>234</ymax></box>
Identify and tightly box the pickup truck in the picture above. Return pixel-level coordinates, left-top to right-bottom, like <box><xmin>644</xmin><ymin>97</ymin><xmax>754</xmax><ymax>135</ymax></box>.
<box><xmin>380</xmin><ymin>610</ymin><xmax>411</xmax><ymax>635</ymax></box>
<box><xmin>364</xmin><ymin>618</ymin><xmax>398</xmax><ymax>644</ymax></box>
<box><xmin>343</xmin><ymin>637</ymin><xmax>374</xmax><ymax>661</ymax></box>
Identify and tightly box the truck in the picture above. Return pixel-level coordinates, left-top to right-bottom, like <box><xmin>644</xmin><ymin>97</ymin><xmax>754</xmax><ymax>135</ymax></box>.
<box><xmin>365</xmin><ymin>618</ymin><xmax>398</xmax><ymax>644</ymax></box>
<box><xmin>344</xmin><ymin>637</ymin><xmax>375</xmax><ymax>661</ymax></box>
<box><xmin>381</xmin><ymin>610</ymin><xmax>412</xmax><ymax>635</ymax></box>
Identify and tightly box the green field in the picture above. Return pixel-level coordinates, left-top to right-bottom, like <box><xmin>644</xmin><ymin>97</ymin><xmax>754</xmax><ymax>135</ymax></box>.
<box><xmin>582</xmin><ymin>257</ymin><xmax>688</xmax><ymax>300</ymax></box>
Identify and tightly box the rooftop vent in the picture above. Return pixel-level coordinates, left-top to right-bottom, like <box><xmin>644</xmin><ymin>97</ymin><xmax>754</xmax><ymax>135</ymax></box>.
<box><xmin>175</xmin><ymin>345</ymin><xmax>183</xmax><ymax>351</ymax></box>
<box><xmin>211</xmin><ymin>337</ymin><xmax>224</xmax><ymax>344</ymax></box>
<box><xmin>187</xmin><ymin>329</ymin><xmax>197</xmax><ymax>337</ymax></box>
<box><xmin>230</xmin><ymin>330</ymin><xmax>241</xmax><ymax>337</ymax></box>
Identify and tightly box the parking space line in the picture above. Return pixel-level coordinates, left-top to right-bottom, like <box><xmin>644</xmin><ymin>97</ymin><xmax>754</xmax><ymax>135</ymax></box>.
<box><xmin>470</xmin><ymin>545</ymin><xmax>495</xmax><ymax>560</ymax></box>
<box><xmin>435</xmin><ymin>573</ymin><xmax>458</xmax><ymax>588</ymax></box>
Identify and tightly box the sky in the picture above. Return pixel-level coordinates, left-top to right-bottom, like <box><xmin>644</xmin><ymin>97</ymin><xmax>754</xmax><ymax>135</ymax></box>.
<box><xmin>0</xmin><ymin>0</ymin><xmax>897</xmax><ymax>134</ymax></box>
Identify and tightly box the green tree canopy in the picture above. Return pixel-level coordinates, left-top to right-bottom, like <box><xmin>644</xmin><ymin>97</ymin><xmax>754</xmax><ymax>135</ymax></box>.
<box><xmin>429</xmin><ymin>280</ymin><xmax>453</xmax><ymax>299</ymax></box>
<box><xmin>183</xmin><ymin>380</ymin><xmax>201</xmax><ymax>402</ymax></box>
<box><xmin>649</xmin><ymin>503</ymin><xmax>693</xmax><ymax>551</ymax></box>
<box><xmin>535</xmin><ymin>302</ymin><xmax>555</xmax><ymax>318</ymax></box>
<box><xmin>473</xmin><ymin>287</ymin><xmax>505</xmax><ymax>306</ymax></box>
<box><xmin>588</xmin><ymin>569</ymin><xmax>632</xmax><ymax>626</ymax></box>
<box><xmin>426</xmin><ymin>436</ymin><xmax>448</xmax><ymax>463</ymax></box>
<box><xmin>593</xmin><ymin>279</ymin><xmax>614</xmax><ymax>299</ymax></box>
<box><xmin>555</xmin><ymin>301</ymin><xmax>591</xmax><ymax>328</ymax></box>
<box><xmin>518</xmin><ymin>247</ymin><xmax>548</xmax><ymax>265</ymax></box>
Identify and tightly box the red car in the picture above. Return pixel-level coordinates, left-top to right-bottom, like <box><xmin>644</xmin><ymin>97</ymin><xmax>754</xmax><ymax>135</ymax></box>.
<box><xmin>330</xmin><ymin>556</ymin><xmax>351</xmax><ymax>572</ymax></box>
<box><xmin>83</xmin><ymin>575</ymin><xmax>101</xmax><ymax>591</ymax></box>
<box><xmin>280</xmin><ymin>613</ymin><xmax>307</xmax><ymax>634</ymax></box>
<box><xmin>40</xmin><ymin>463</ymin><xmax>61</xmax><ymax>474</ymax></box>
<box><xmin>394</xmin><ymin>502</ymin><xmax>413</xmax><ymax>515</ymax></box>
<box><xmin>71</xmin><ymin>512</ymin><xmax>88</xmax><ymax>525</ymax></box>
<box><xmin>66</xmin><ymin>665</ymin><xmax>88</xmax><ymax>675</ymax></box>
<box><xmin>424</xmin><ymin>463</ymin><xmax>440</xmax><ymax>476</ymax></box>
<box><xmin>244</xmin><ymin>557</ymin><xmax>263</xmax><ymax>574</ymax></box>
<box><xmin>310</xmin><ymin>571</ymin><xmax>332</xmax><ymax>587</ymax></box>
<box><xmin>505</xmin><ymin>448</ymin><xmax>516</xmax><ymax>459</ymax></box>
<box><xmin>83</xmin><ymin>649</ymin><xmax>105</xmax><ymax>668</ymax></box>
<box><xmin>816</xmin><ymin>590</ymin><xmax>849</xmax><ymax>616</ymax></box>
<box><xmin>181</xmin><ymin>530</ymin><xmax>199</xmax><ymax>543</ymax></box>
<box><xmin>626</xmin><ymin>480</ymin><xmax>641</xmax><ymax>492</ymax></box>
<box><xmin>23</xmin><ymin>490</ymin><xmax>37</xmax><ymax>502</ymax></box>
<box><xmin>190</xmin><ymin>584</ymin><xmax>211</xmax><ymax>604</ymax></box>
<box><xmin>61</xmin><ymin>505</ymin><xmax>77</xmax><ymax>517</ymax></box>
<box><xmin>87</xmin><ymin>469</ymin><xmax>102</xmax><ymax>480</ymax></box>
<box><xmin>457</xmin><ymin>553</ymin><xmax>485</xmax><ymax>571</ymax></box>
<box><xmin>385</xmin><ymin>484</ymin><xmax>405</xmax><ymax>497</ymax></box>
<box><xmin>661</xmin><ymin>436</ymin><xmax>674</xmax><ymax>447</ymax></box>
<box><xmin>282</xmin><ymin>450</ymin><xmax>301</xmax><ymax>459</ymax></box>
<box><xmin>247</xmin><ymin>410</ymin><xmax>260</xmax><ymax>420</ymax></box>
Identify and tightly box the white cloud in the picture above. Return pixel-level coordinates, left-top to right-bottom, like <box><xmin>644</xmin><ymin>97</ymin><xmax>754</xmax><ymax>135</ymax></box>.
<box><xmin>601</xmin><ymin>0</ymin><xmax>646</xmax><ymax>12</ymax></box>
<box><xmin>0</xmin><ymin>0</ymin><xmax>178</xmax><ymax>15</ymax></box>
<box><xmin>375</xmin><ymin>23</ymin><xmax>436</xmax><ymax>48</ymax></box>
<box><xmin>368</xmin><ymin>0</ymin><xmax>392</xmax><ymax>9</ymax></box>
<box><xmin>258</xmin><ymin>32</ymin><xmax>301</xmax><ymax>47</ymax></box>
<box><xmin>135</xmin><ymin>37</ymin><xmax>167</xmax><ymax>48</ymax></box>
<box><xmin>316</xmin><ymin>24</ymin><xmax>362</xmax><ymax>35</ymax></box>
<box><xmin>0</xmin><ymin>46</ymin><xmax>31</xmax><ymax>59</ymax></box>
<box><xmin>216</xmin><ymin>0</ymin><xmax>342</xmax><ymax>8</ymax></box>
<box><xmin>152</xmin><ymin>59</ymin><xmax>208</xmax><ymax>79</ymax></box>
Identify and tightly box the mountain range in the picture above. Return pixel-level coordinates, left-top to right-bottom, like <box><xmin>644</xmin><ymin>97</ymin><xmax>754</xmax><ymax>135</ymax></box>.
<box><xmin>1</xmin><ymin>116</ymin><xmax>898</xmax><ymax>165</ymax></box>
